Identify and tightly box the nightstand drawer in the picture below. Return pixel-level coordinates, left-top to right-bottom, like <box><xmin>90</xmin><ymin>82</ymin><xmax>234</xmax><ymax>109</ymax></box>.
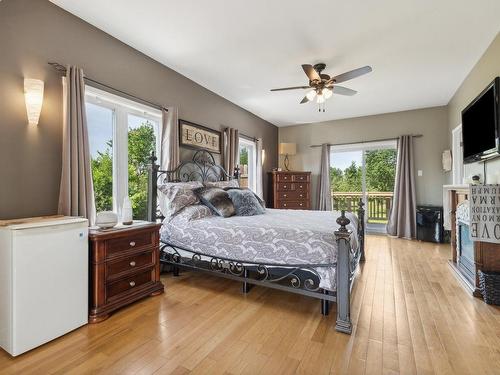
<box><xmin>106</xmin><ymin>231</ymin><xmax>154</xmax><ymax>256</ymax></box>
<box><xmin>106</xmin><ymin>270</ymin><xmax>153</xmax><ymax>300</ymax></box>
<box><xmin>107</xmin><ymin>250</ymin><xmax>154</xmax><ymax>280</ymax></box>
<box><xmin>278</xmin><ymin>201</ymin><xmax>309</xmax><ymax>209</ymax></box>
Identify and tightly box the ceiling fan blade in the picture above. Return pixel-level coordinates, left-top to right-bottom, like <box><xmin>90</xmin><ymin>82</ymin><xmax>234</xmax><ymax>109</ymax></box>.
<box><xmin>270</xmin><ymin>85</ymin><xmax>310</xmax><ymax>92</ymax></box>
<box><xmin>300</xmin><ymin>95</ymin><xmax>310</xmax><ymax>104</ymax></box>
<box><xmin>333</xmin><ymin>85</ymin><xmax>357</xmax><ymax>96</ymax></box>
<box><xmin>302</xmin><ymin>64</ymin><xmax>321</xmax><ymax>82</ymax></box>
<box><xmin>333</xmin><ymin>66</ymin><xmax>372</xmax><ymax>83</ymax></box>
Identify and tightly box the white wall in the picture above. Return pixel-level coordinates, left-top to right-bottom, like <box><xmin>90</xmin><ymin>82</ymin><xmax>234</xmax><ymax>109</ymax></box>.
<box><xmin>447</xmin><ymin>32</ymin><xmax>500</xmax><ymax>183</ymax></box>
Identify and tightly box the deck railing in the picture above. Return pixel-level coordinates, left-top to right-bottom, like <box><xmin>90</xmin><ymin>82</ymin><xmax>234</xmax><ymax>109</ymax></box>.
<box><xmin>332</xmin><ymin>192</ymin><xmax>393</xmax><ymax>223</ymax></box>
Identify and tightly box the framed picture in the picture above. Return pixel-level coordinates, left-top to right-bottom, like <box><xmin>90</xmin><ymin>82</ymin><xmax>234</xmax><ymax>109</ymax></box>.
<box><xmin>179</xmin><ymin>119</ymin><xmax>221</xmax><ymax>154</ymax></box>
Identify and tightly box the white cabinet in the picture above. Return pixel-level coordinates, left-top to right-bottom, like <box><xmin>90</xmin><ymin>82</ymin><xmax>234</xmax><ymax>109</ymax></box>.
<box><xmin>0</xmin><ymin>217</ymin><xmax>89</xmax><ymax>356</ymax></box>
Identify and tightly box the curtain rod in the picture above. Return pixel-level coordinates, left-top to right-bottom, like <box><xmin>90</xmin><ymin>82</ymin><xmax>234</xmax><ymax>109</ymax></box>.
<box><xmin>48</xmin><ymin>62</ymin><xmax>167</xmax><ymax>112</ymax></box>
<box><xmin>310</xmin><ymin>134</ymin><xmax>423</xmax><ymax>148</ymax></box>
<box><xmin>239</xmin><ymin>132</ymin><xmax>258</xmax><ymax>142</ymax></box>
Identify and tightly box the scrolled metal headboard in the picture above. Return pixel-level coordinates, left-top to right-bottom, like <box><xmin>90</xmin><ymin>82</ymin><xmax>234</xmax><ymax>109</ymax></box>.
<box><xmin>147</xmin><ymin>150</ymin><xmax>239</xmax><ymax>221</ymax></box>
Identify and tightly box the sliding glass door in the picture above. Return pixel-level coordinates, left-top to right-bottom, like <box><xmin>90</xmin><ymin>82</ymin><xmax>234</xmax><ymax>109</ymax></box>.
<box><xmin>330</xmin><ymin>141</ymin><xmax>397</xmax><ymax>233</ymax></box>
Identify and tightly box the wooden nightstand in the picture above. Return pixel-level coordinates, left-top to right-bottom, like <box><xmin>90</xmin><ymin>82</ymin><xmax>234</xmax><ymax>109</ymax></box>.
<box><xmin>88</xmin><ymin>221</ymin><xmax>164</xmax><ymax>323</ymax></box>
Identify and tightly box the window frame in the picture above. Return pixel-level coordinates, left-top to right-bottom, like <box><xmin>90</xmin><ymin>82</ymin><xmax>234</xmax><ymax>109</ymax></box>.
<box><xmin>238</xmin><ymin>137</ymin><xmax>257</xmax><ymax>192</ymax></box>
<box><xmin>85</xmin><ymin>85</ymin><xmax>162</xmax><ymax>214</ymax></box>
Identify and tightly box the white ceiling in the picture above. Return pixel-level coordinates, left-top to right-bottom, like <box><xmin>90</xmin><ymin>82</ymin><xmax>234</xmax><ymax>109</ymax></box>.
<box><xmin>50</xmin><ymin>0</ymin><xmax>500</xmax><ymax>127</ymax></box>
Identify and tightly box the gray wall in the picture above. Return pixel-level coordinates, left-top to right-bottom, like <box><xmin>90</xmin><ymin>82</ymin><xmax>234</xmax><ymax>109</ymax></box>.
<box><xmin>279</xmin><ymin>107</ymin><xmax>449</xmax><ymax>209</ymax></box>
<box><xmin>0</xmin><ymin>0</ymin><xmax>278</xmax><ymax>219</ymax></box>
<box><xmin>446</xmin><ymin>32</ymin><xmax>500</xmax><ymax>183</ymax></box>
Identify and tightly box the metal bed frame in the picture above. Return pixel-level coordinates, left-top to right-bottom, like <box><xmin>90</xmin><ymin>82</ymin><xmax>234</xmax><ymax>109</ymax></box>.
<box><xmin>147</xmin><ymin>150</ymin><xmax>365</xmax><ymax>334</ymax></box>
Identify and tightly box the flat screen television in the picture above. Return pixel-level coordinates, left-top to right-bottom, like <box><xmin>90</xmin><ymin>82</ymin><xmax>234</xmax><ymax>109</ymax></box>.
<box><xmin>462</xmin><ymin>77</ymin><xmax>500</xmax><ymax>163</ymax></box>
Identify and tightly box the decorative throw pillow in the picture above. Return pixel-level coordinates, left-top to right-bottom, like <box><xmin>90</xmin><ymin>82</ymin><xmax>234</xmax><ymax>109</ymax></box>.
<box><xmin>204</xmin><ymin>179</ymin><xmax>240</xmax><ymax>189</ymax></box>
<box><xmin>223</xmin><ymin>187</ymin><xmax>266</xmax><ymax>209</ymax></box>
<box><xmin>194</xmin><ymin>187</ymin><xmax>235</xmax><ymax>217</ymax></box>
<box><xmin>157</xmin><ymin>181</ymin><xmax>203</xmax><ymax>217</ymax></box>
<box><xmin>226</xmin><ymin>189</ymin><xmax>266</xmax><ymax>216</ymax></box>
<box><xmin>174</xmin><ymin>204</ymin><xmax>213</xmax><ymax>223</ymax></box>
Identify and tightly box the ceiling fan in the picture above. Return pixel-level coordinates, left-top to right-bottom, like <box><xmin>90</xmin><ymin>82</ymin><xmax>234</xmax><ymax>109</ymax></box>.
<box><xmin>270</xmin><ymin>63</ymin><xmax>372</xmax><ymax>111</ymax></box>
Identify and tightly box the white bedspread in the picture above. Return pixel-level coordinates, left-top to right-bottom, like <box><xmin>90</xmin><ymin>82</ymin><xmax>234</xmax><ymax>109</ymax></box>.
<box><xmin>160</xmin><ymin>208</ymin><xmax>359</xmax><ymax>290</ymax></box>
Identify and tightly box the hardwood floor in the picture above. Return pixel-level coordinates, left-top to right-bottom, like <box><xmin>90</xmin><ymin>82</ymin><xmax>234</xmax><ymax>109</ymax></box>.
<box><xmin>1</xmin><ymin>235</ymin><xmax>500</xmax><ymax>374</ymax></box>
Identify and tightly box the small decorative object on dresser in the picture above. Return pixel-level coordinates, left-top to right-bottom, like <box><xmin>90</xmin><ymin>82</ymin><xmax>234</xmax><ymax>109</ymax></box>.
<box><xmin>268</xmin><ymin>170</ymin><xmax>311</xmax><ymax>209</ymax></box>
<box><xmin>88</xmin><ymin>221</ymin><xmax>164</xmax><ymax>323</ymax></box>
<box><xmin>95</xmin><ymin>211</ymin><xmax>118</xmax><ymax>229</ymax></box>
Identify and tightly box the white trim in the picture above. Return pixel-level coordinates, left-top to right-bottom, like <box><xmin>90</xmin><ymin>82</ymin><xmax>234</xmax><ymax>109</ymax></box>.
<box><xmin>85</xmin><ymin>85</ymin><xmax>161</xmax><ymax>215</ymax></box>
<box><xmin>452</xmin><ymin>124</ymin><xmax>464</xmax><ymax>185</ymax></box>
<box><xmin>239</xmin><ymin>137</ymin><xmax>257</xmax><ymax>192</ymax></box>
<box><xmin>330</xmin><ymin>139</ymin><xmax>397</xmax><ymax>153</ymax></box>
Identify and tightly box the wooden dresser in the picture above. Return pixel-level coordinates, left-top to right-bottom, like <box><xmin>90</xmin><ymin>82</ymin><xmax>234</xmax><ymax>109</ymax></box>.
<box><xmin>88</xmin><ymin>222</ymin><xmax>164</xmax><ymax>323</ymax></box>
<box><xmin>269</xmin><ymin>171</ymin><xmax>311</xmax><ymax>209</ymax></box>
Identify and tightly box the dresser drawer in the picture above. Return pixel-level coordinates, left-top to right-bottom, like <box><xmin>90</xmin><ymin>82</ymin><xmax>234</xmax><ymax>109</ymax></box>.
<box><xmin>106</xmin><ymin>231</ymin><xmax>154</xmax><ymax>257</ymax></box>
<box><xmin>292</xmin><ymin>174</ymin><xmax>310</xmax><ymax>182</ymax></box>
<box><xmin>276</xmin><ymin>174</ymin><xmax>293</xmax><ymax>182</ymax></box>
<box><xmin>107</xmin><ymin>251</ymin><xmax>154</xmax><ymax>279</ymax></box>
<box><xmin>278</xmin><ymin>191</ymin><xmax>309</xmax><ymax>200</ymax></box>
<box><xmin>295</xmin><ymin>183</ymin><xmax>309</xmax><ymax>192</ymax></box>
<box><xmin>277</xmin><ymin>201</ymin><xmax>309</xmax><ymax>209</ymax></box>
<box><xmin>276</xmin><ymin>183</ymin><xmax>295</xmax><ymax>192</ymax></box>
<box><xmin>106</xmin><ymin>270</ymin><xmax>153</xmax><ymax>300</ymax></box>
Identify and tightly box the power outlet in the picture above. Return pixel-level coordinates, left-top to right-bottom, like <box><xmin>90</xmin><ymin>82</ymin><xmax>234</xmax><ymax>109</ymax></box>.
<box><xmin>417</xmin><ymin>170</ymin><xmax>423</xmax><ymax>177</ymax></box>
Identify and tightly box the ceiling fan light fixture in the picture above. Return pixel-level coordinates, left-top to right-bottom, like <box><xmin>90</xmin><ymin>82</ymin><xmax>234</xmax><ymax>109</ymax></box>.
<box><xmin>306</xmin><ymin>90</ymin><xmax>317</xmax><ymax>101</ymax></box>
<box><xmin>323</xmin><ymin>88</ymin><xmax>333</xmax><ymax>99</ymax></box>
<box><xmin>316</xmin><ymin>93</ymin><xmax>325</xmax><ymax>104</ymax></box>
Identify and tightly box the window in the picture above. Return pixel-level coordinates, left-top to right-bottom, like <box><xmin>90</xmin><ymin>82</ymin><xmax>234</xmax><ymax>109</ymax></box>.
<box><xmin>86</xmin><ymin>86</ymin><xmax>161</xmax><ymax>220</ymax></box>
<box><xmin>239</xmin><ymin>137</ymin><xmax>257</xmax><ymax>191</ymax></box>
<box><xmin>330</xmin><ymin>140</ymin><xmax>397</xmax><ymax>233</ymax></box>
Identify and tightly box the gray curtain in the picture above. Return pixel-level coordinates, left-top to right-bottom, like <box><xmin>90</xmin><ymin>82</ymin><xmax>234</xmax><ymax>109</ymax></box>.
<box><xmin>57</xmin><ymin>66</ymin><xmax>96</xmax><ymax>225</ymax></box>
<box><xmin>255</xmin><ymin>138</ymin><xmax>263</xmax><ymax>198</ymax></box>
<box><xmin>317</xmin><ymin>143</ymin><xmax>332</xmax><ymax>211</ymax></box>
<box><xmin>224</xmin><ymin>127</ymin><xmax>239</xmax><ymax>177</ymax></box>
<box><xmin>160</xmin><ymin>107</ymin><xmax>180</xmax><ymax>170</ymax></box>
<box><xmin>386</xmin><ymin>135</ymin><xmax>416</xmax><ymax>239</ymax></box>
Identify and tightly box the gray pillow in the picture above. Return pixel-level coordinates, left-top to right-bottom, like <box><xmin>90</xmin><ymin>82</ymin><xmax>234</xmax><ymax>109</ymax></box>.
<box><xmin>227</xmin><ymin>189</ymin><xmax>266</xmax><ymax>216</ymax></box>
<box><xmin>223</xmin><ymin>187</ymin><xmax>266</xmax><ymax>209</ymax></box>
<box><xmin>194</xmin><ymin>187</ymin><xmax>235</xmax><ymax>217</ymax></box>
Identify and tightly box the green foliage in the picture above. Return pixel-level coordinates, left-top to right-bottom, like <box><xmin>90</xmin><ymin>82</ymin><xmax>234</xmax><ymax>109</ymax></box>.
<box><xmin>128</xmin><ymin>123</ymin><xmax>156</xmax><ymax>220</ymax></box>
<box><xmin>330</xmin><ymin>149</ymin><xmax>396</xmax><ymax>192</ymax></box>
<box><xmin>91</xmin><ymin>122</ymin><xmax>155</xmax><ymax>221</ymax></box>
<box><xmin>239</xmin><ymin>147</ymin><xmax>248</xmax><ymax>166</ymax></box>
<box><xmin>330</xmin><ymin>161</ymin><xmax>362</xmax><ymax>192</ymax></box>
<box><xmin>365</xmin><ymin>149</ymin><xmax>397</xmax><ymax>192</ymax></box>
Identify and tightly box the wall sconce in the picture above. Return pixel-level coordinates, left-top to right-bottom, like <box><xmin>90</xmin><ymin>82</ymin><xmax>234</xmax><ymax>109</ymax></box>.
<box><xmin>24</xmin><ymin>78</ymin><xmax>44</xmax><ymax>125</ymax></box>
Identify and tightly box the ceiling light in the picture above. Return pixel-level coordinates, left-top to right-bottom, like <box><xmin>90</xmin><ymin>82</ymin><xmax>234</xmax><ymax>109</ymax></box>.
<box><xmin>316</xmin><ymin>93</ymin><xmax>325</xmax><ymax>104</ymax></box>
<box><xmin>306</xmin><ymin>90</ymin><xmax>317</xmax><ymax>101</ymax></box>
<box><xmin>323</xmin><ymin>88</ymin><xmax>333</xmax><ymax>99</ymax></box>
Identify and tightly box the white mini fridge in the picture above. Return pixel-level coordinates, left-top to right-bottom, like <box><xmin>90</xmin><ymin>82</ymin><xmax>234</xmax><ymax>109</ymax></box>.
<box><xmin>0</xmin><ymin>216</ymin><xmax>89</xmax><ymax>356</ymax></box>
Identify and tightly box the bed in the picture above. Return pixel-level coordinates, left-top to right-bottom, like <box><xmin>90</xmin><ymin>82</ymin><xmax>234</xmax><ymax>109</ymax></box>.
<box><xmin>147</xmin><ymin>150</ymin><xmax>365</xmax><ymax>334</ymax></box>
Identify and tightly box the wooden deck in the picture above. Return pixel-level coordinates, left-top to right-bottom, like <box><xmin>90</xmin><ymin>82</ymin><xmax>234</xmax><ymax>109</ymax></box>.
<box><xmin>1</xmin><ymin>236</ymin><xmax>500</xmax><ymax>374</ymax></box>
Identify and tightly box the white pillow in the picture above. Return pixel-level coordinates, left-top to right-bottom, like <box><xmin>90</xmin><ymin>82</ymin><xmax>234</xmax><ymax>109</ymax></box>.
<box><xmin>157</xmin><ymin>181</ymin><xmax>203</xmax><ymax>217</ymax></box>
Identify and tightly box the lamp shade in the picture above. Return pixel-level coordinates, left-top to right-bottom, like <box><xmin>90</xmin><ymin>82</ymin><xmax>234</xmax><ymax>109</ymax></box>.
<box><xmin>24</xmin><ymin>78</ymin><xmax>44</xmax><ymax>125</ymax></box>
<box><xmin>279</xmin><ymin>143</ymin><xmax>296</xmax><ymax>155</ymax></box>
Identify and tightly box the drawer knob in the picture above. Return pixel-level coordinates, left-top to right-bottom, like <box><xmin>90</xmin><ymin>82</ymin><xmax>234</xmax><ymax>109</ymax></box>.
<box><xmin>299</xmin><ymin>185</ymin><xmax>303</xmax><ymax>189</ymax></box>
<box><xmin>299</xmin><ymin>203</ymin><xmax>303</xmax><ymax>206</ymax></box>
<box><xmin>130</xmin><ymin>261</ymin><xmax>136</xmax><ymax>267</ymax></box>
<box><xmin>129</xmin><ymin>281</ymin><xmax>136</xmax><ymax>287</ymax></box>
<box><xmin>284</xmin><ymin>185</ymin><xmax>287</xmax><ymax>188</ymax></box>
<box><xmin>283</xmin><ymin>203</ymin><xmax>287</xmax><ymax>207</ymax></box>
<box><xmin>284</xmin><ymin>194</ymin><xmax>287</xmax><ymax>197</ymax></box>
<box><xmin>299</xmin><ymin>194</ymin><xmax>303</xmax><ymax>197</ymax></box>
<box><xmin>130</xmin><ymin>241</ymin><xmax>136</xmax><ymax>247</ymax></box>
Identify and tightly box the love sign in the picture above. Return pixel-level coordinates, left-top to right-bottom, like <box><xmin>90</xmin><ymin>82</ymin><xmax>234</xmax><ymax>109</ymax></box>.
<box><xmin>470</xmin><ymin>184</ymin><xmax>500</xmax><ymax>243</ymax></box>
<box><xmin>179</xmin><ymin>120</ymin><xmax>221</xmax><ymax>154</ymax></box>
